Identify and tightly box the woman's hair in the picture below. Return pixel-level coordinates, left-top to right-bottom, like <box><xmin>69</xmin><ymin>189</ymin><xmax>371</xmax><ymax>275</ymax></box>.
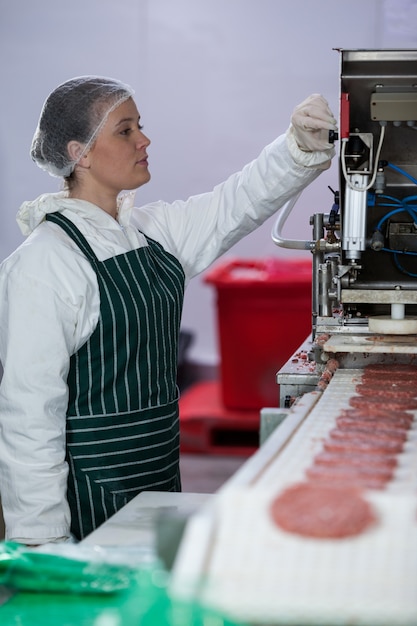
<box><xmin>30</xmin><ymin>76</ymin><xmax>134</xmax><ymax>178</ymax></box>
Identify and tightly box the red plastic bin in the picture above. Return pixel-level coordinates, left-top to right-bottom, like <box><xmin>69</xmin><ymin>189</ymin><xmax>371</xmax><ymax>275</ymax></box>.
<box><xmin>204</xmin><ymin>257</ymin><xmax>312</xmax><ymax>410</ymax></box>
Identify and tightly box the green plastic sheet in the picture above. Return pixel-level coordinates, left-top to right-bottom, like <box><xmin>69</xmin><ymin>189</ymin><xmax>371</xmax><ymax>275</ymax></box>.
<box><xmin>0</xmin><ymin>542</ymin><xmax>246</xmax><ymax>626</ymax></box>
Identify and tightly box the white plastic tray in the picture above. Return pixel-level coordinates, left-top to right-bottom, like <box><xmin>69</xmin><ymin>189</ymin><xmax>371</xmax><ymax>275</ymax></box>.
<box><xmin>172</xmin><ymin>369</ymin><xmax>417</xmax><ymax>625</ymax></box>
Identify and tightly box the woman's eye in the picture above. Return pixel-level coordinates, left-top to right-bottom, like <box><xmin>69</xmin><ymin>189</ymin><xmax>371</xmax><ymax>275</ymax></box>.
<box><xmin>120</xmin><ymin>124</ymin><xmax>143</xmax><ymax>136</ymax></box>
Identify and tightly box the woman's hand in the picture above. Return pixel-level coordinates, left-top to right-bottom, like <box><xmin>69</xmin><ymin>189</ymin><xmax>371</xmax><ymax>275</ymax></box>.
<box><xmin>290</xmin><ymin>94</ymin><xmax>337</xmax><ymax>152</ymax></box>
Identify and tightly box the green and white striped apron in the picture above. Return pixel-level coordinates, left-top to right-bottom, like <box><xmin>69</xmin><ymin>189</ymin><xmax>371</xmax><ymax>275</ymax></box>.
<box><xmin>46</xmin><ymin>212</ymin><xmax>185</xmax><ymax>540</ymax></box>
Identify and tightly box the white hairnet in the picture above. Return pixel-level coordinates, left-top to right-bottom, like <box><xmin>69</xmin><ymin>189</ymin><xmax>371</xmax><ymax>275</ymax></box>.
<box><xmin>30</xmin><ymin>76</ymin><xmax>135</xmax><ymax>178</ymax></box>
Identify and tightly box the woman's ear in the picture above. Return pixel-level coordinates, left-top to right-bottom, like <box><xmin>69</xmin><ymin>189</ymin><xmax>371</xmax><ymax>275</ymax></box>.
<box><xmin>67</xmin><ymin>141</ymin><xmax>90</xmax><ymax>168</ymax></box>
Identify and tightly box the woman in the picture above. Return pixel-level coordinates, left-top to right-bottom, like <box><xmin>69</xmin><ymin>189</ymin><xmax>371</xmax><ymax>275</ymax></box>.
<box><xmin>0</xmin><ymin>77</ymin><xmax>336</xmax><ymax>544</ymax></box>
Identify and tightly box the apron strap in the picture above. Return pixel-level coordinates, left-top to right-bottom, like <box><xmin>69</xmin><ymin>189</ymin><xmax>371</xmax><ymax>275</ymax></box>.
<box><xmin>46</xmin><ymin>212</ymin><xmax>99</xmax><ymax>266</ymax></box>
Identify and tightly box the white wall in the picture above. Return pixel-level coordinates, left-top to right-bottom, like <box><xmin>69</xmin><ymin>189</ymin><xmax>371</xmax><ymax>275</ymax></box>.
<box><xmin>1</xmin><ymin>0</ymin><xmax>416</xmax><ymax>365</ymax></box>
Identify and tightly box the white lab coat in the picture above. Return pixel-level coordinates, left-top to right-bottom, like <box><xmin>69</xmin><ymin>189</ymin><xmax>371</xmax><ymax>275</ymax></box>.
<box><xmin>0</xmin><ymin>133</ymin><xmax>332</xmax><ymax>543</ymax></box>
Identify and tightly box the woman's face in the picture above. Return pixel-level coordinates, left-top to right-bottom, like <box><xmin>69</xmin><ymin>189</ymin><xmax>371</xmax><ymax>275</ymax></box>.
<box><xmin>82</xmin><ymin>97</ymin><xmax>151</xmax><ymax>195</ymax></box>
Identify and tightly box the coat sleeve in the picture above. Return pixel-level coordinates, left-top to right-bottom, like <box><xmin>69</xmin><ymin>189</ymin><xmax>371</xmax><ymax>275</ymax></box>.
<box><xmin>0</xmin><ymin>244</ymin><xmax>96</xmax><ymax>543</ymax></box>
<box><xmin>131</xmin><ymin>134</ymin><xmax>333</xmax><ymax>279</ymax></box>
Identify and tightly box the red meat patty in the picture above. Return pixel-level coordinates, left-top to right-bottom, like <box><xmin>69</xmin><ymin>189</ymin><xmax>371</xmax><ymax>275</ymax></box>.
<box><xmin>349</xmin><ymin>394</ymin><xmax>417</xmax><ymax>411</ymax></box>
<box><xmin>355</xmin><ymin>384</ymin><xmax>417</xmax><ymax>399</ymax></box>
<box><xmin>329</xmin><ymin>426</ymin><xmax>407</xmax><ymax>443</ymax></box>
<box><xmin>270</xmin><ymin>482</ymin><xmax>376</xmax><ymax>539</ymax></box>
<box><xmin>324</xmin><ymin>435</ymin><xmax>404</xmax><ymax>455</ymax></box>
<box><xmin>306</xmin><ymin>463</ymin><xmax>393</xmax><ymax>488</ymax></box>
<box><xmin>363</xmin><ymin>364</ymin><xmax>417</xmax><ymax>376</ymax></box>
<box><xmin>313</xmin><ymin>450</ymin><xmax>398</xmax><ymax>469</ymax></box>
<box><xmin>337</xmin><ymin>413</ymin><xmax>413</xmax><ymax>430</ymax></box>
<box><xmin>339</xmin><ymin>408</ymin><xmax>414</xmax><ymax>424</ymax></box>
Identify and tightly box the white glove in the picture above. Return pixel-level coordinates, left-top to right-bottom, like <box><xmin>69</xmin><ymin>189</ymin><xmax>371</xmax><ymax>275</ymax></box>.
<box><xmin>290</xmin><ymin>94</ymin><xmax>337</xmax><ymax>152</ymax></box>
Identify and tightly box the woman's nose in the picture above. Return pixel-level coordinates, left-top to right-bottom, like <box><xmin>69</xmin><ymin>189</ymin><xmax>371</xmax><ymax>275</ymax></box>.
<box><xmin>137</xmin><ymin>130</ymin><xmax>151</xmax><ymax>148</ymax></box>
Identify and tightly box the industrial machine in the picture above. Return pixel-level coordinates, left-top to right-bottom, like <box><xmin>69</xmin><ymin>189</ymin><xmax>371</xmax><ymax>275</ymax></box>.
<box><xmin>316</xmin><ymin>49</ymin><xmax>417</xmax><ymax>338</ymax></box>
<box><xmin>276</xmin><ymin>48</ymin><xmax>417</xmax><ymax>404</ymax></box>
<box><xmin>171</xmin><ymin>50</ymin><xmax>417</xmax><ymax>626</ymax></box>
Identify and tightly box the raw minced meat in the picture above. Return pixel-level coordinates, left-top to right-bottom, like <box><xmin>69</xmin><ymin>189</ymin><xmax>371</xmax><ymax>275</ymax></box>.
<box><xmin>270</xmin><ymin>482</ymin><xmax>376</xmax><ymax>539</ymax></box>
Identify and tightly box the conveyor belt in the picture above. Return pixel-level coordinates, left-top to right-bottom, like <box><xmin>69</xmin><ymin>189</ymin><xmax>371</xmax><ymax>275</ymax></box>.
<box><xmin>172</xmin><ymin>369</ymin><xmax>417</xmax><ymax>626</ymax></box>
<box><xmin>257</xmin><ymin>368</ymin><xmax>417</xmax><ymax>493</ymax></box>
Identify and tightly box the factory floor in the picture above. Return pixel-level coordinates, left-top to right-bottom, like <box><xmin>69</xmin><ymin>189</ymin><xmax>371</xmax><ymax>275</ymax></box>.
<box><xmin>180</xmin><ymin>453</ymin><xmax>248</xmax><ymax>493</ymax></box>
